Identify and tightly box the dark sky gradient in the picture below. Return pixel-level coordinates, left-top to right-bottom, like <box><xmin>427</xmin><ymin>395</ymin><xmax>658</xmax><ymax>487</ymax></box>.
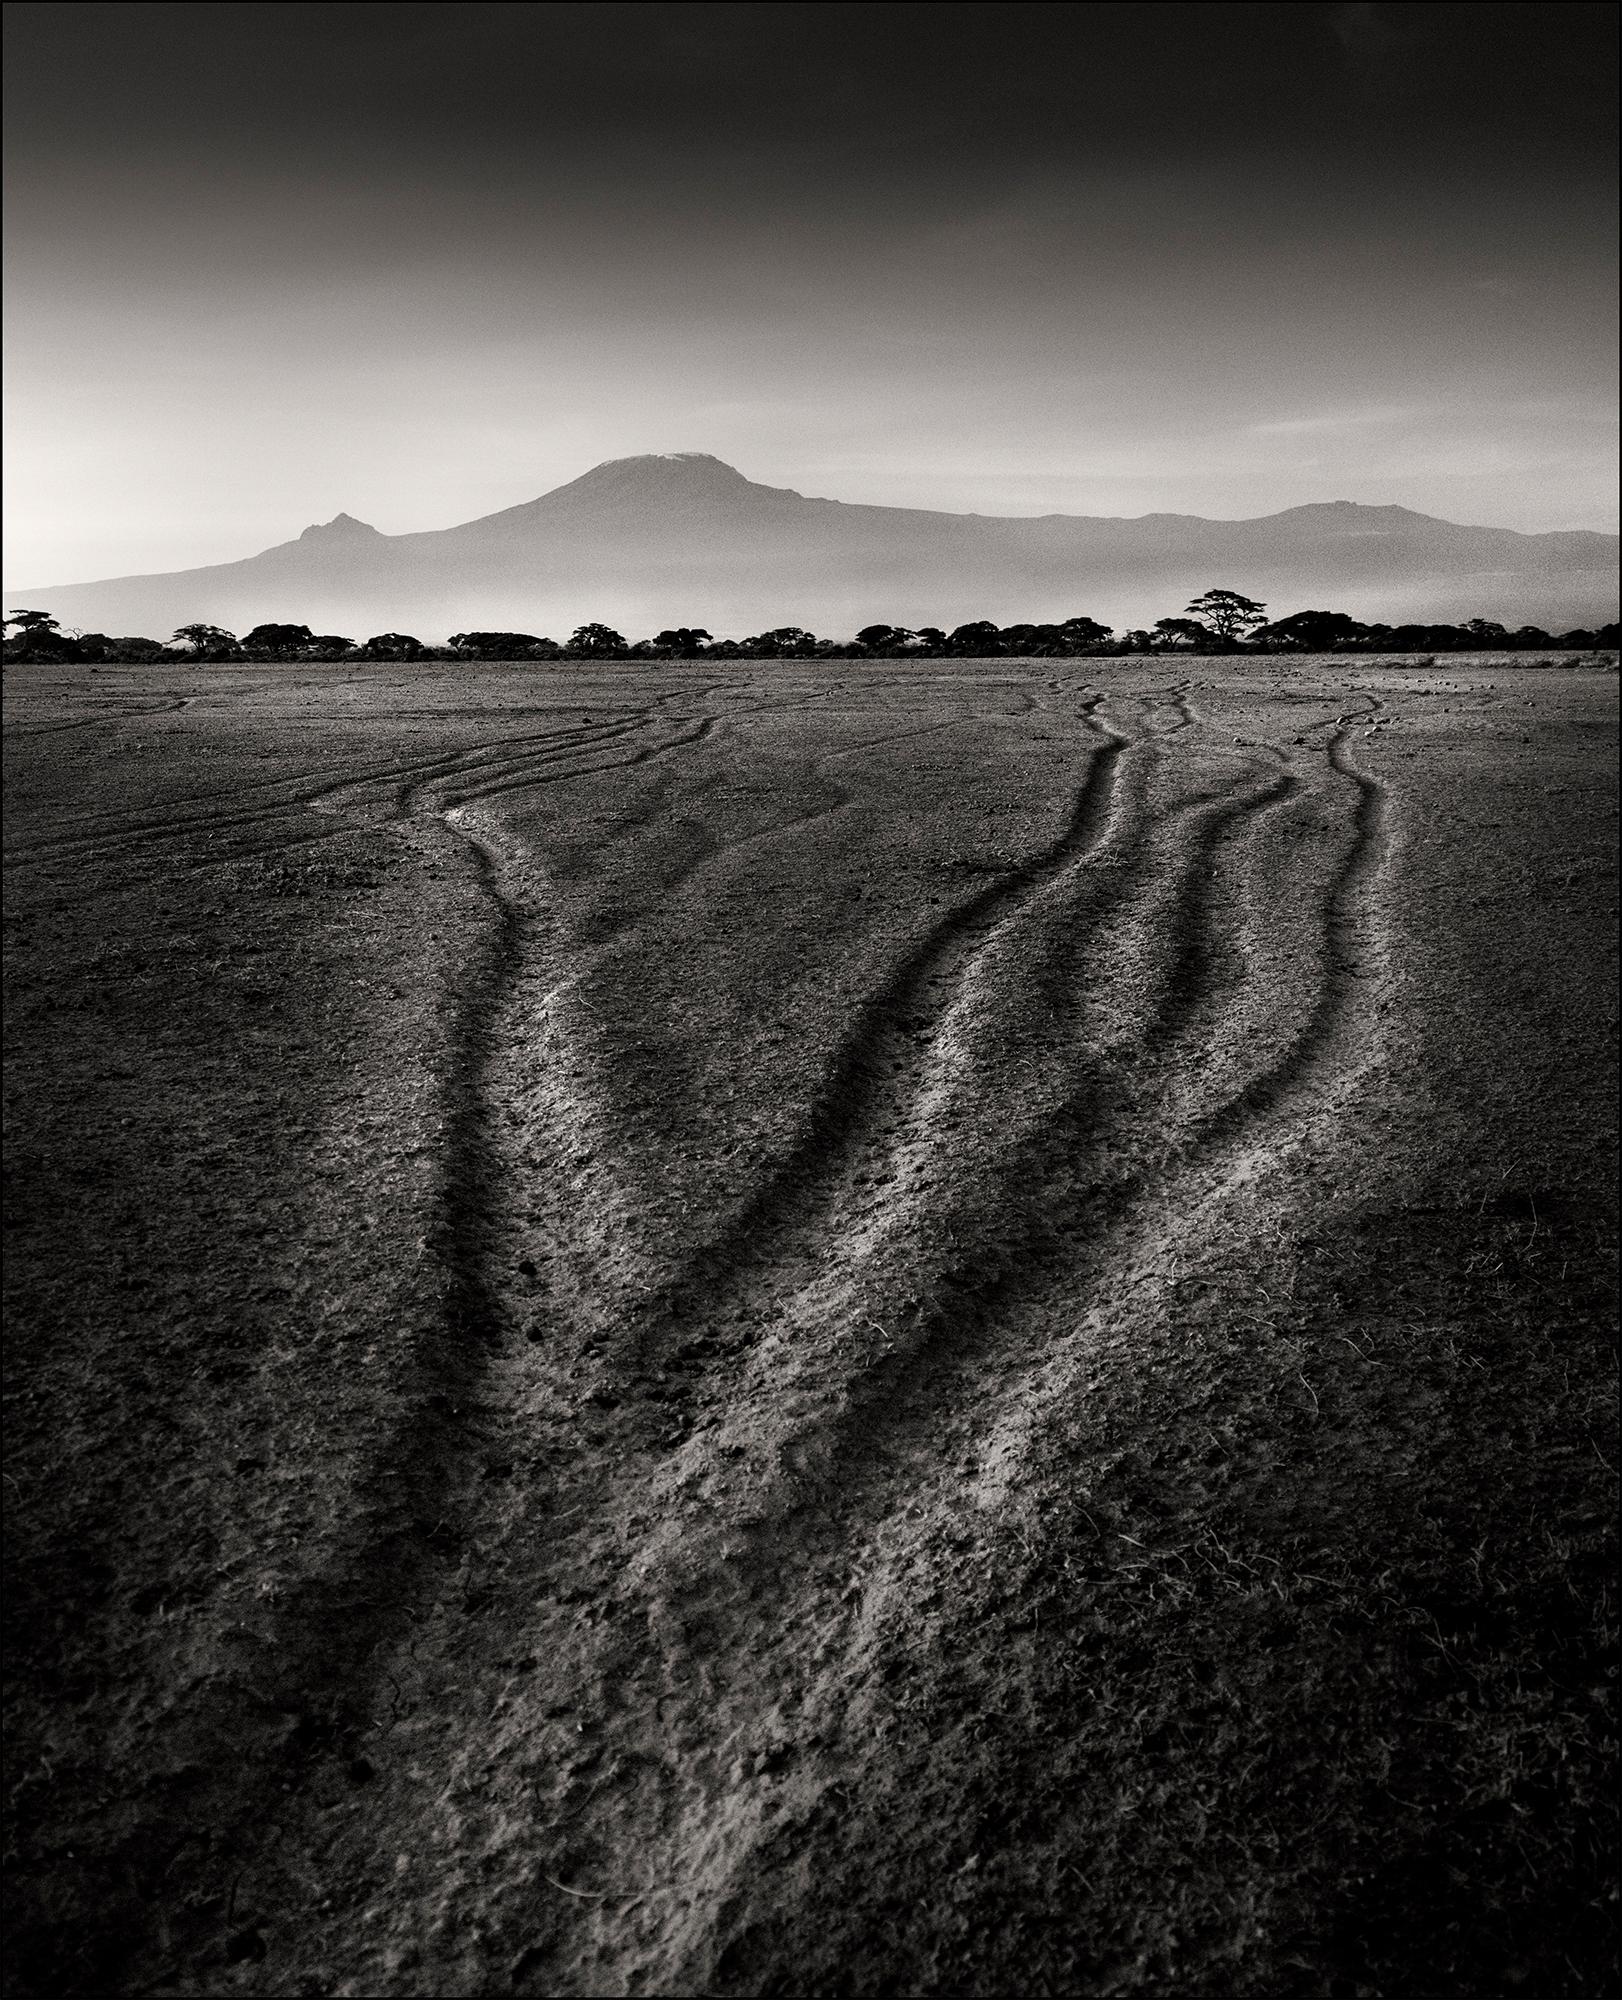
<box><xmin>5</xmin><ymin>2</ymin><xmax>1617</xmax><ymax>583</ymax></box>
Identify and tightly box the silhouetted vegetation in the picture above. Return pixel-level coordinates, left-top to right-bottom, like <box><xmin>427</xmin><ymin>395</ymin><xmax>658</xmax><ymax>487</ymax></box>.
<box><xmin>1152</xmin><ymin>618</ymin><xmax>1213</xmax><ymax>650</ymax></box>
<box><xmin>4</xmin><ymin>599</ymin><xmax>1617</xmax><ymax>667</ymax></box>
<box><xmin>241</xmin><ymin>622</ymin><xmax>317</xmax><ymax>654</ymax></box>
<box><xmin>4</xmin><ymin>610</ymin><xmax>83</xmax><ymax>661</ymax></box>
<box><xmin>173</xmin><ymin>623</ymin><xmax>238</xmax><ymax>655</ymax></box>
<box><xmin>360</xmin><ymin>632</ymin><xmax>428</xmax><ymax>660</ymax></box>
<box><xmin>1184</xmin><ymin>588</ymin><xmax>1268</xmax><ymax>644</ymax></box>
<box><xmin>448</xmin><ymin>631</ymin><xmax>555</xmax><ymax>660</ymax></box>
<box><xmin>651</xmin><ymin>627</ymin><xmax>714</xmax><ymax>657</ymax></box>
<box><xmin>569</xmin><ymin>623</ymin><xmax>628</xmax><ymax>656</ymax></box>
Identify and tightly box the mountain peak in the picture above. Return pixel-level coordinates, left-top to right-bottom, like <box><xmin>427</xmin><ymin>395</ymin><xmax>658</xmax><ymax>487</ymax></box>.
<box><xmin>601</xmin><ymin>452</ymin><xmax>739</xmax><ymax>470</ymax></box>
<box><xmin>1282</xmin><ymin>499</ymin><xmax>1418</xmax><ymax>518</ymax></box>
<box><xmin>499</xmin><ymin>451</ymin><xmax>802</xmax><ymax>521</ymax></box>
<box><xmin>573</xmin><ymin>452</ymin><xmax>753</xmax><ymax>487</ymax></box>
<box><xmin>298</xmin><ymin>512</ymin><xmax>380</xmax><ymax>541</ymax></box>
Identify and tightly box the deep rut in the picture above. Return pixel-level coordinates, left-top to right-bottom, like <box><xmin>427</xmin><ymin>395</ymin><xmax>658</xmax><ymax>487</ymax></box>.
<box><xmin>605</xmin><ymin>707</ymin><xmax>1384</xmax><ymax>1628</ymax></box>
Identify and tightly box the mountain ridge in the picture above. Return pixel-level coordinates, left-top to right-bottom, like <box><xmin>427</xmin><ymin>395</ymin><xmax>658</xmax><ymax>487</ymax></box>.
<box><xmin>12</xmin><ymin>455</ymin><xmax>1618</xmax><ymax>640</ymax></box>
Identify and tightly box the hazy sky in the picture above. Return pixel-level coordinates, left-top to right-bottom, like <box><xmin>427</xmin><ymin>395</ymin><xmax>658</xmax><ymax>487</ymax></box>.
<box><xmin>5</xmin><ymin>1</ymin><xmax>1617</xmax><ymax>584</ymax></box>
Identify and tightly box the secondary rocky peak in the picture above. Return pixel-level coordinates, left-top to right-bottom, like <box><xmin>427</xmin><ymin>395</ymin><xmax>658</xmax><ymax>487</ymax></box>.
<box><xmin>298</xmin><ymin>512</ymin><xmax>381</xmax><ymax>541</ymax></box>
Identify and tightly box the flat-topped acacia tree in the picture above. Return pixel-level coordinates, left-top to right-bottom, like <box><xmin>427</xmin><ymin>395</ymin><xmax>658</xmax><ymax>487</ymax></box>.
<box><xmin>3</xmin><ymin>609</ymin><xmax>79</xmax><ymax>661</ymax></box>
<box><xmin>652</xmin><ymin>628</ymin><xmax>713</xmax><ymax>656</ymax></box>
<box><xmin>449</xmin><ymin>632</ymin><xmax>552</xmax><ymax>659</ymax></box>
<box><xmin>1251</xmin><ymin>610</ymin><xmax>1366</xmax><ymax>651</ymax></box>
<box><xmin>738</xmin><ymin>626</ymin><xmax>817</xmax><ymax>657</ymax></box>
<box><xmin>1154</xmin><ymin>617</ymin><xmax>1211</xmax><ymax>649</ymax></box>
<box><xmin>1185</xmin><ymin>589</ymin><xmax>1268</xmax><ymax>646</ymax></box>
<box><xmin>242</xmin><ymin>623</ymin><xmax>317</xmax><ymax>656</ymax></box>
<box><xmin>172</xmin><ymin>624</ymin><xmax>237</xmax><ymax>655</ymax></box>
<box><xmin>568</xmin><ymin>624</ymin><xmax>627</xmax><ymax>656</ymax></box>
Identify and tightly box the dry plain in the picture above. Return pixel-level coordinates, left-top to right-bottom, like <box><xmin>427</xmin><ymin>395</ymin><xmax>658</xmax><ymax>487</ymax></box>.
<box><xmin>3</xmin><ymin>656</ymin><xmax>1618</xmax><ymax>1998</ymax></box>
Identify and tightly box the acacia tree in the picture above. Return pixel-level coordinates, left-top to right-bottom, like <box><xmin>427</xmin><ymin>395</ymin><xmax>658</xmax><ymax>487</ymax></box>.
<box><xmin>449</xmin><ymin>631</ymin><xmax>545</xmax><ymax>659</ymax></box>
<box><xmin>1184</xmin><ymin>588</ymin><xmax>1267</xmax><ymax>646</ymax></box>
<box><xmin>1057</xmin><ymin>616</ymin><xmax>1114</xmax><ymax>651</ymax></box>
<box><xmin>361</xmin><ymin>632</ymin><xmax>426</xmax><ymax>659</ymax></box>
<box><xmin>652</xmin><ymin>627</ymin><xmax>712</xmax><ymax>656</ymax></box>
<box><xmin>4</xmin><ymin>608</ymin><xmax>79</xmax><ymax>661</ymax></box>
<box><xmin>1153</xmin><ymin>617</ymin><xmax>1210</xmax><ymax>649</ymax></box>
<box><xmin>856</xmin><ymin>624</ymin><xmax>914</xmax><ymax>653</ymax></box>
<box><xmin>568</xmin><ymin>624</ymin><xmax>627</xmax><ymax>656</ymax></box>
<box><xmin>1251</xmin><ymin>610</ymin><xmax>1366</xmax><ymax>652</ymax></box>
<box><xmin>946</xmin><ymin>621</ymin><xmax>1001</xmax><ymax>655</ymax></box>
<box><xmin>173</xmin><ymin>623</ymin><xmax>236</xmax><ymax>655</ymax></box>
<box><xmin>243</xmin><ymin>623</ymin><xmax>317</xmax><ymax>655</ymax></box>
<box><xmin>739</xmin><ymin>626</ymin><xmax>817</xmax><ymax>657</ymax></box>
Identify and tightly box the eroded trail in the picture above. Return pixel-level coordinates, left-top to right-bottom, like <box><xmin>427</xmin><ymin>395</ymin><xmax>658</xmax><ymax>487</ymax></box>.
<box><xmin>515</xmin><ymin>712</ymin><xmax>1389</xmax><ymax>1994</ymax></box>
<box><xmin>166</xmin><ymin>674</ymin><xmax>1407</xmax><ymax>1997</ymax></box>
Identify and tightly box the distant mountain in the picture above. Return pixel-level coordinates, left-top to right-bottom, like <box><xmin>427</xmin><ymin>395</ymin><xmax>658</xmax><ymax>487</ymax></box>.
<box><xmin>11</xmin><ymin>453</ymin><xmax>1617</xmax><ymax>641</ymax></box>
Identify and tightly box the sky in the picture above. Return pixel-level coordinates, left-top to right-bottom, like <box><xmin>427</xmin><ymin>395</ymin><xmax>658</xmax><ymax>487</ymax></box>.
<box><xmin>4</xmin><ymin>1</ymin><xmax>1617</xmax><ymax>586</ymax></box>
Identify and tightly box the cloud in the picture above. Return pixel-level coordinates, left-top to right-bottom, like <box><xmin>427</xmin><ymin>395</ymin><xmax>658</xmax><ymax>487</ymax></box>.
<box><xmin>1250</xmin><ymin>405</ymin><xmax>1432</xmax><ymax>437</ymax></box>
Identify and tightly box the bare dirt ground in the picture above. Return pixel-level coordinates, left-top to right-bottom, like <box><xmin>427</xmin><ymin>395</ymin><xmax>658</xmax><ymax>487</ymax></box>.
<box><xmin>4</xmin><ymin>657</ymin><xmax>1617</xmax><ymax>1998</ymax></box>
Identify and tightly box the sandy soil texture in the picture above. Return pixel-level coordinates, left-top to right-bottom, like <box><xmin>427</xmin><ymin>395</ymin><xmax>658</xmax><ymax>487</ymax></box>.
<box><xmin>4</xmin><ymin>657</ymin><xmax>1617</xmax><ymax>1997</ymax></box>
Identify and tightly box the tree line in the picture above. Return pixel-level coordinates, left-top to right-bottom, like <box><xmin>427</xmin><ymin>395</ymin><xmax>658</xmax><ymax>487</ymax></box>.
<box><xmin>5</xmin><ymin>589</ymin><xmax>1617</xmax><ymax>664</ymax></box>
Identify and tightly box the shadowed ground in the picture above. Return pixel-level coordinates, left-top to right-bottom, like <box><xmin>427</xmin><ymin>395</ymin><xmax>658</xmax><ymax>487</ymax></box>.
<box><xmin>3</xmin><ymin>656</ymin><xmax>1616</xmax><ymax>1997</ymax></box>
